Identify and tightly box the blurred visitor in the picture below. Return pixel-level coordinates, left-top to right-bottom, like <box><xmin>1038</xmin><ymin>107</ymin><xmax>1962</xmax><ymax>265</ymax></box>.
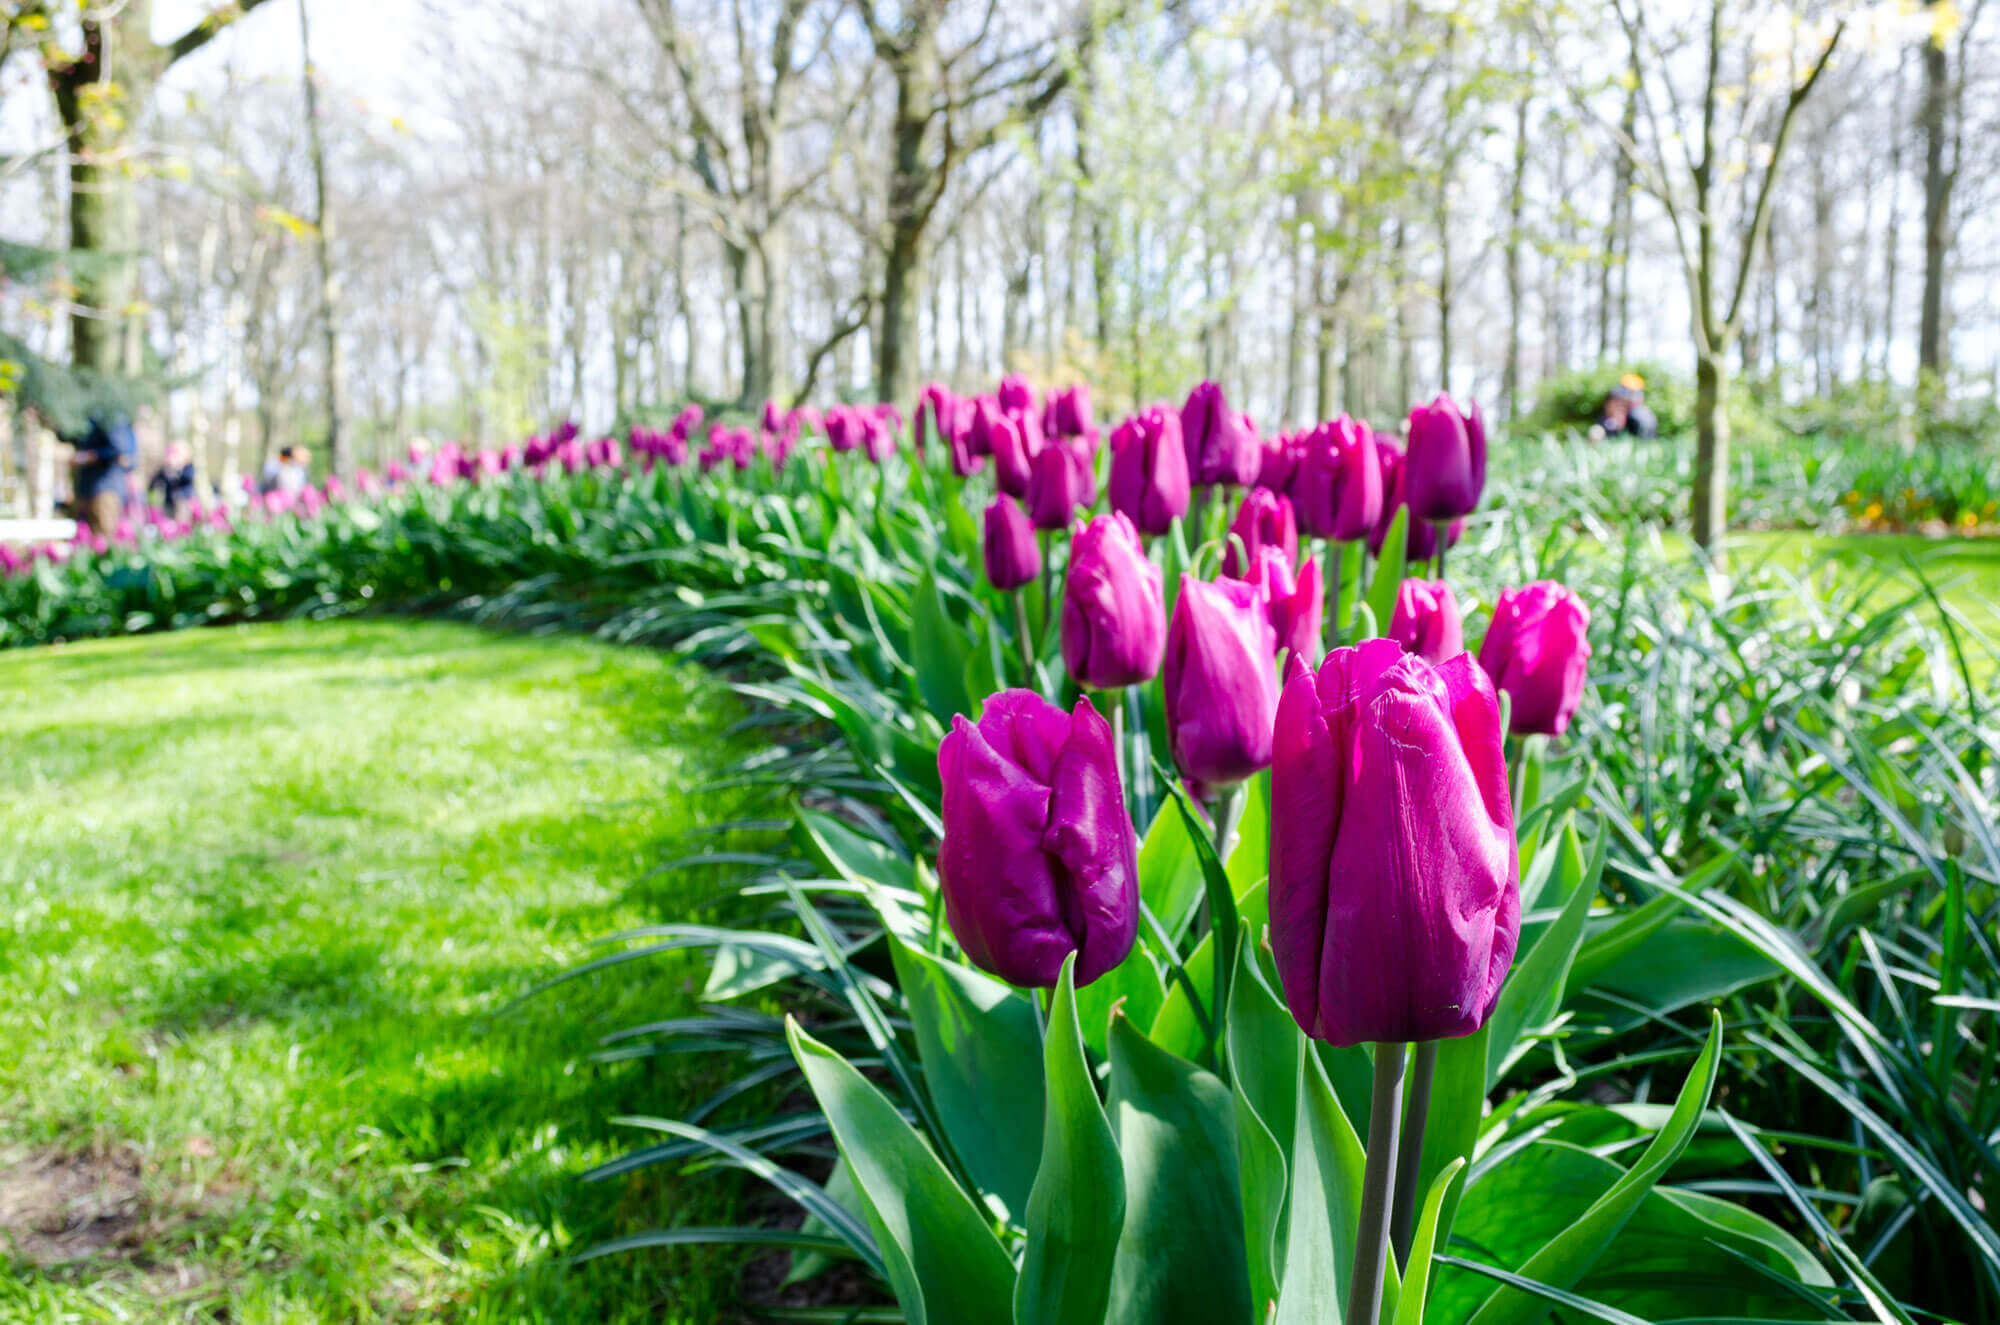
<box><xmin>67</xmin><ymin>411</ymin><xmax>138</xmax><ymax>536</ymax></box>
<box><xmin>1590</xmin><ymin>374</ymin><xmax>1658</xmax><ymax>441</ymax></box>
<box><xmin>149</xmin><ymin>441</ymin><xmax>199</xmax><ymax>518</ymax></box>
<box><xmin>260</xmin><ymin>446</ymin><xmax>312</xmax><ymax>495</ymax></box>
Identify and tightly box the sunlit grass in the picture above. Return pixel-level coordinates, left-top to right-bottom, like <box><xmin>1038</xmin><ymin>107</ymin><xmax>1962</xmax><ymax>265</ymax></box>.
<box><xmin>0</xmin><ymin>620</ymin><xmax>760</xmax><ymax>1322</ymax></box>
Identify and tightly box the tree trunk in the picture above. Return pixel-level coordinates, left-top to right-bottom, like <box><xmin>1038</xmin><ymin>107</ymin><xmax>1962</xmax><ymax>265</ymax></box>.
<box><xmin>1918</xmin><ymin>17</ymin><xmax>1951</xmax><ymax>381</ymax></box>
<box><xmin>1503</xmin><ymin>82</ymin><xmax>1529</xmax><ymax>419</ymax></box>
<box><xmin>1692</xmin><ymin>351</ymin><xmax>1729</xmax><ymax>547</ymax></box>
<box><xmin>299</xmin><ymin>0</ymin><xmax>347</xmax><ymax>474</ymax></box>
<box><xmin>52</xmin><ymin>68</ymin><xmax>147</xmax><ymax>378</ymax></box>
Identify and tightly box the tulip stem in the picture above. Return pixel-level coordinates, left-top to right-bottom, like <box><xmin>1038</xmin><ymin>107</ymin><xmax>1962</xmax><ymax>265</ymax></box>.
<box><xmin>1348</xmin><ymin>1043</ymin><xmax>1407</xmax><ymax>1325</ymax></box>
<box><xmin>1109</xmin><ymin>698</ymin><xmax>1128</xmax><ymax>798</ymax></box>
<box><xmin>1434</xmin><ymin>520</ymin><xmax>1449</xmax><ymax>584</ymax></box>
<box><xmin>1389</xmin><ymin>1039</ymin><xmax>1438</xmax><ymax>1270</ymax></box>
<box><xmin>1013</xmin><ymin>592</ymin><xmax>1036</xmax><ymax>683</ymax></box>
<box><xmin>1213</xmin><ymin>781</ymin><xmax>1249</xmax><ymax>869</ymax></box>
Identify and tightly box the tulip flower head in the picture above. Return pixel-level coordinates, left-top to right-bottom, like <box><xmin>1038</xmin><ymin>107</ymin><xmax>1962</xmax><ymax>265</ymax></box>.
<box><xmin>1478</xmin><ymin>582</ymin><xmax>1592</xmax><ymax>736</ymax></box>
<box><xmin>1389</xmin><ymin>579</ymin><xmax>1465</xmax><ymax>664</ymax></box>
<box><xmin>1373</xmin><ymin>440</ymin><xmax>1465</xmax><ymax>561</ymax></box>
<box><xmin>1293</xmin><ymin>416</ymin><xmax>1382</xmax><ymax>542</ymax></box>
<box><xmin>997</xmin><ymin>373</ymin><xmax>1037</xmax><ymax>418</ymax></box>
<box><xmin>1044</xmin><ymin>383</ymin><xmax>1096</xmax><ymax>441</ymax></box>
<box><xmin>1223</xmin><ymin>486</ymin><xmax>1299</xmax><ymax>579</ymax></box>
<box><xmin>938</xmin><ymin>689</ymin><xmax>1141</xmax><ymax>988</ymax></box>
<box><xmin>1061</xmin><ymin>513</ymin><xmax>1168</xmax><ymax>689</ymax></box>
<box><xmin>1258</xmin><ymin>429</ymin><xmax>1304</xmax><ymax>495</ymax></box>
<box><xmin>1250</xmin><ymin>546</ymin><xmax>1324</xmax><ymax>665</ymax></box>
<box><xmin>1164</xmin><ymin>575</ymin><xmax>1281</xmax><ymax>787</ymax></box>
<box><xmin>1107</xmin><ymin>406</ymin><xmax>1191</xmax><ymax>536</ymax></box>
<box><xmin>1270</xmin><ymin>639</ymin><xmax>1519</xmax><ymax>1046</ymax></box>
<box><xmin>1026</xmin><ymin>439</ymin><xmax>1098</xmax><ymax>530</ymax></box>
<box><xmin>1404</xmin><ymin>393</ymin><xmax>1487</xmax><ymax>521</ymax></box>
<box><xmin>1180</xmin><ymin>380</ymin><xmax>1261</xmax><ymax>487</ymax></box>
<box><xmin>984</xmin><ymin>495</ymin><xmax>1041</xmax><ymax>592</ymax></box>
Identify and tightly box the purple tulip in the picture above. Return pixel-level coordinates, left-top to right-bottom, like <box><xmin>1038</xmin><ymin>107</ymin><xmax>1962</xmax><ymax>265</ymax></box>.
<box><xmin>1269</xmin><ymin>639</ymin><xmax>1519</xmax><ymax>1046</ymax></box>
<box><xmin>1405</xmin><ymin>393</ymin><xmax>1487</xmax><ymax>521</ymax></box>
<box><xmin>1044</xmin><ymin>383</ymin><xmax>1096</xmax><ymax>441</ymax></box>
<box><xmin>1258</xmin><ymin>429</ymin><xmax>1304</xmax><ymax>494</ymax></box>
<box><xmin>1293</xmin><ymin>417</ymin><xmax>1382</xmax><ymax>542</ymax></box>
<box><xmin>825</xmin><ymin>406</ymin><xmax>863</xmax><ymax>453</ymax></box>
<box><xmin>984</xmin><ymin>496</ymin><xmax>1041</xmax><ymax>591</ymax></box>
<box><xmin>1107</xmin><ymin>407</ymin><xmax>1191</xmax><ymax>536</ymax></box>
<box><xmin>980</xmin><ymin>401</ymin><xmax>1040</xmax><ymax>498</ymax></box>
<box><xmin>1164</xmin><ymin>575</ymin><xmax>1281</xmax><ymax>787</ymax></box>
<box><xmin>1027</xmin><ymin>439</ymin><xmax>1097</xmax><ymax>531</ymax></box>
<box><xmin>1180</xmin><ymin>381</ymin><xmax>1261</xmax><ymax>487</ymax></box>
<box><xmin>1389</xmin><ymin>579</ymin><xmax>1465</xmax><ymax>664</ymax></box>
<box><xmin>918</xmin><ymin>382</ymin><xmax>955</xmax><ymax>456</ymax></box>
<box><xmin>1250</xmin><ymin>546</ymin><xmax>1324</xmax><ymax>665</ymax></box>
<box><xmin>997</xmin><ymin>373</ymin><xmax>1037</xmax><ymax>418</ymax></box>
<box><xmin>1478</xmin><ymin>582</ymin><xmax>1593</xmax><ymax>736</ymax></box>
<box><xmin>1223</xmin><ymin>486</ymin><xmax>1299</xmax><ymax>579</ymax></box>
<box><xmin>1061</xmin><ymin>513</ymin><xmax>1167</xmax><ymax>689</ymax></box>
<box><xmin>938</xmin><ymin>690</ymin><xmax>1140</xmax><ymax>988</ymax></box>
<box><xmin>1372</xmin><ymin>441</ymin><xmax>1464</xmax><ymax>561</ymax></box>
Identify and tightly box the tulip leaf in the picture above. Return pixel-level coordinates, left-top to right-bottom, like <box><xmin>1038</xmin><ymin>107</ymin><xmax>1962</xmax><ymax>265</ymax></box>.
<box><xmin>1136</xmin><ymin>799</ymin><xmax>1205</xmax><ymax>936</ymax></box>
<box><xmin>1410</xmin><ymin>1024</ymin><xmax>1489</xmax><ymax>1258</ymax></box>
<box><xmin>1365</xmin><ymin>507</ymin><xmax>1409</xmax><ymax>629</ymax></box>
<box><xmin>1166</xmin><ymin>775</ymin><xmax>1242</xmax><ymax>1053</ymax></box>
<box><xmin>1392</xmin><ymin>1158</ymin><xmax>1468</xmax><ymax>1325</ymax></box>
<box><xmin>886</xmin><ymin>936</ymin><xmax>1045</xmax><ymax>1222</ymax></box>
<box><xmin>1226</xmin><ymin>770</ymin><xmax>1271</xmax><ymax>896</ymax></box>
<box><xmin>1271</xmin><ymin>1037</ymin><xmax>1371</xmax><ymax>1325</ymax></box>
<box><xmin>794</xmin><ymin>807</ymin><xmax>919</xmax><ymax>897</ymax></box>
<box><xmin>1462</xmin><ymin>1010</ymin><xmax>1726</xmax><ymax>1325</ymax></box>
<box><xmin>1105</xmin><ymin>1009</ymin><xmax>1255</xmax><ymax>1325</ymax></box>
<box><xmin>787</xmin><ymin>1018</ymin><xmax>1017</xmax><ymax>1325</ymax></box>
<box><xmin>1152</xmin><ymin>882</ymin><xmax>1269</xmax><ymax>1064</ymax></box>
<box><xmin>1485</xmin><ymin>825</ymin><xmax>1604</xmax><ymax>1090</ymax></box>
<box><xmin>1016</xmin><ymin>957</ymin><xmax>1126</xmax><ymax>1325</ymax></box>
<box><xmin>1226</xmin><ymin>942</ymin><xmax>1301</xmax><ymax>1317</ymax></box>
<box><xmin>1074</xmin><ymin>944</ymin><xmax>1167</xmax><ymax>1060</ymax></box>
<box><xmin>910</xmin><ymin>568</ymin><xmax>976</xmax><ymax>728</ymax></box>
<box><xmin>1330</xmin><ymin>538</ymin><xmax>1366</xmax><ymax>640</ymax></box>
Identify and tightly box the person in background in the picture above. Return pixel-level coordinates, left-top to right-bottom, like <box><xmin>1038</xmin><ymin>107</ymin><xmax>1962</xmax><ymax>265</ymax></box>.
<box><xmin>260</xmin><ymin>445</ymin><xmax>312</xmax><ymax>495</ymax></box>
<box><xmin>67</xmin><ymin>411</ymin><xmax>138</xmax><ymax>536</ymax></box>
<box><xmin>1592</xmin><ymin>373</ymin><xmax>1659</xmax><ymax>441</ymax></box>
<box><xmin>149</xmin><ymin>441</ymin><xmax>198</xmax><ymax>518</ymax></box>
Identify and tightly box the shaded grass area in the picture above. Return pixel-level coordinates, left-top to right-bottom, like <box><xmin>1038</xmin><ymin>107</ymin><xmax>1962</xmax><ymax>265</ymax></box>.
<box><xmin>0</xmin><ymin>620</ymin><xmax>761</xmax><ymax>1322</ymax></box>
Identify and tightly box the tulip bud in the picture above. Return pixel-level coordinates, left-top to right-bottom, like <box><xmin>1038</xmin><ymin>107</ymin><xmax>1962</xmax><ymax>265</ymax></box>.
<box><xmin>938</xmin><ymin>690</ymin><xmax>1140</xmax><ymax>988</ymax></box>
<box><xmin>1250</xmin><ymin>546</ymin><xmax>1323</xmax><ymax>665</ymax></box>
<box><xmin>1043</xmin><ymin>382</ymin><xmax>1096</xmax><ymax>441</ymax></box>
<box><xmin>1164</xmin><ymin>575</ymin><xmax>1281</xmax><ymax>787</ymax></box>
<box><xmin>984</xmin><ymin>496</ymin><xmax>1041</xmax><ymax>591</ymax></box>
<box><xmin>1371</xmin><ymin>441</ymin><xmax>1464</xmax><ymax>561</ymax></box>
<box><xmin>1478</xmin><ymin>582</ymin><xmax>1592</xmax><ymax>736</ymax></box>
<box><xmin>1107</xmin><ymin>407</ymin><xmax>1191</xmax><ymax>536</ymax></box>
<box><xmin>1027</xmin><ymin>440</ymin><xmax>1098</xmax><ymax>530</ymax></box>
<box><xmin>917</xmin><ymin>382</ymin><xmax>955</xmax><ymax>455</ymax></box>
<box><xmin>980</xmin><ymin>401</ymin><xmax>1040</xmax><ymax>498</ymax></box>
<box><xmin>1389</xmin><ymin>579</ymin><xmax>1465</xmax><ymax>664</ymax></box>
<box><xmin>1223</xmin><ymin>486</ymin><xmax>1299</xmax><ymax>579</ymax></box>
<box><xmin>997</xmin><ymin>373</ymin><xmax>1037</xmax><ymax>417</ymax></box>
<box><xmin>1270</xmin><ymin>639</ymin><xmax>1519</xmax><ymax>1046</ymax></box>
<box><xmin>1061</xmin><ymin>513</ymin><xmax>1167</xmax><ymax>689</ymax></box>
<box><xmin>1405</xmin><ymin>394</ymin><xmax>1487</xmax><ymax>521</ymax></box>
<box><xmin>1293</xmin><ymin>416</ymin><xmax>1382</xmax><ymax>542</ymax></box>
<box><xmin>1180</xmin><ymin>380</ymin><xmax>1261</xmax><ymax>487</ymax></box>
<box><xmin>1258</xmin><ymin>429</ymin><xmax>1304</xmax><ymax>494</ymax></box>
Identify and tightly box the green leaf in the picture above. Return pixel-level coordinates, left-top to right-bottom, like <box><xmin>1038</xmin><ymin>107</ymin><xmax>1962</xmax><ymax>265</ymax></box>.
<box><xmin>1226</xmin><ymin>942</ymin><xmax>1301</xmax><ymax>1317</ymax></box>
<box><xmin>1464</xmin><ymin>1010</ymin><xmax>1726</xmax><ymax>1325</ymax></box>
<box><xmin>1485</xmin><ymin>826</ymin><xmax>1603</xmax><ymax>1089</ymax></box>
<box><xmin>1365</xmin><ymin>506</ymin><xmax>1410</xmax><ymax>628</ymax></box>
<box><xmin>1151</xmin><ymin>883</ymin><xmax>1270</xmax><ymax>1063</ymax></box>
<box><xmin>787</xmin><ymin>1019</ymin><xmax>1017</xmax><ymax>1325</ymax></box>
<box><xmin>1016</xmin><ymin>956</ymin><xmax>1126</xmax><ymax>1325</ymax></box>
<box><xmin>1074</xmin><ymin>943</ymin><xmax>1167</xmax><ymax>1061</ymax></box>
<box><xmin>794</xmin><ymin>807</ymin><xmax>918</xmax><ymax>896</ymax></box>
<box><xmin>1105</xmin><ymin>1009</ymin><xmax>1254</xmax><ymax>1324</ymax></box>
<box><xmin>1227</xmin><ymin>770</ymin><xmax>1271</xmax><ymax>895</ymax></box>
<box><xmin>1272</xmin><ymin>1038</ymin><xmax>1370</xmax><ymax>1325</ymax></box>
<box><xmin>1410</xmin><ymin>1024</ymin><xmax>1488</xmax><ymax>1257</ymax></box>
<box><xmin>1136</xmin><ymin>798</ymin><xmax>1205</xmax><ymax>934</ymax></box>
<box><xmin>1392</xmin><ymin>1158</ymin><xmax>1468</xmax><ymax>1325</ymax></box>
<box><xmin>1167</xmin><ymin>777</ymin><xmax>1242</xmax><ymax>1053</ymax></box>
<box><xmin>910</xmin><ymin>568</ymin><xmax>975</xmax><ymax>726</ymax></box>
<box><xmin>886</xmin><ymin>936</ymin><xmax>1045</xmax><ymax>1221</ymax></box>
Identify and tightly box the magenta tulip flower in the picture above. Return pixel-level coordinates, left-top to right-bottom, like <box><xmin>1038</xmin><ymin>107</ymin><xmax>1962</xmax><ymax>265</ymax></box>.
<box><xmin>982</xmin><ymin>403</ymin><xmax>1039</xmax><ymax>498</ymax></box>
<box><xmin>1250</xmin><ymin>546</ymin><xmax>1324</xmax><ymax>665</ymax></box>
<box><xmin>1107</xmin><ymin>406</ymin><xmax>1191</xmax><ymax>536</ymax></box>
<box><xmin>1027</xmin><ymin>440</ymin><xmax>1098</xmax><ymax>531</ymax></box>
<box><xmin>1061</xmin><ymin>513</ymin><xmax>1167</xmax><ymax>689</ymax></box>
<box><xmin>1389</xmin><ymin>579</ymin><xmax>1465</xmax><ymax>664</ymax></box>
<box><xmin>997</xmin><ymin>373</ymin><xmax>1037</xmax><ymax>418</ymax></box>
<box><xmin>1044</xmin><ymin>383</ymin><xmax>1096</xmax><ymax>440</ymax></box>
<box><xmin>984</xmin><ymin>496</ymin><xmax>1041</xmax><ymax>592</ymax></box>
<box><xmin>1223</xmin><ymin>486</ymin><xmax>1299</xmax><ymax>579</ymax></box>
<box><xmin>1478</xmin><ymin>582</ymin><xmax>1593</xmax><ymax>736</ymax></box>
<box><xmin>1164</xmin><ymin>575</ymin><xmax>1281</xmax><ymax>786</ymax></box>
<box><xmin>1180</xmin><ymin>380</ymin><xmax>1261</xmax><ymax>487</ymax></box>
<box><xmin>918</xmin><ymin>382</ymin><xmax>955</xmax><ymax>455</ymax></box>
<box><xmin>1259</xmin><ymin>429</ymin><xmax>1304</xmax><ymax>494</ymax></box>
<box><xmin>1293</xmin><ymin>416</ymin><xmax>1382</xmax><ymax>542</ymax></box>
<box><xmin>1405</xmin><ymin>394</ymin><xmax>1487</xmax><ymax>521</ymax></box>
<box><xmin>1372</xmin><ymin>440</ymin><xmax>1464</xmax><ymax>561</ymax></box>
<box><xmin>938</xmin><ymin>690</ymin><xmax>1140</xmax><ymax>988</ymax></box>
<box><xmin>1269</xmin><ymin>639</ymin><xmax>1519</xmax><ymax>1046</ymax></box>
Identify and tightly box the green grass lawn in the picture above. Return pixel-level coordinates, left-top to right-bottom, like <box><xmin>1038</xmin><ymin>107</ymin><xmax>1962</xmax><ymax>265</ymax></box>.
<box><xmin>0</xmin><ymin>620</ymin><xmax>761</xmax><ymax>1322</ymax></box>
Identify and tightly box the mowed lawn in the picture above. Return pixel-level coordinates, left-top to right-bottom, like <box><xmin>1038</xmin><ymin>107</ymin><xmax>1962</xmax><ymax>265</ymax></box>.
<box><xmin>0</xmin><ymin>621</ymin><xmax>762</xmax><ymax>1322</ymax></box>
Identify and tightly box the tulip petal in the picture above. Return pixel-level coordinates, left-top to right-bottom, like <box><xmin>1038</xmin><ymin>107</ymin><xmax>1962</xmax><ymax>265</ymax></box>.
<box><xmin>1269</xmin><ymin>665</ymin><xmax>1340</xmax><ymax>1038</ymax></box>
<box><xmin>1042</xmin><ymin>699</ymin><xmax>1141</xmax><ymax>986</ymax></box>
